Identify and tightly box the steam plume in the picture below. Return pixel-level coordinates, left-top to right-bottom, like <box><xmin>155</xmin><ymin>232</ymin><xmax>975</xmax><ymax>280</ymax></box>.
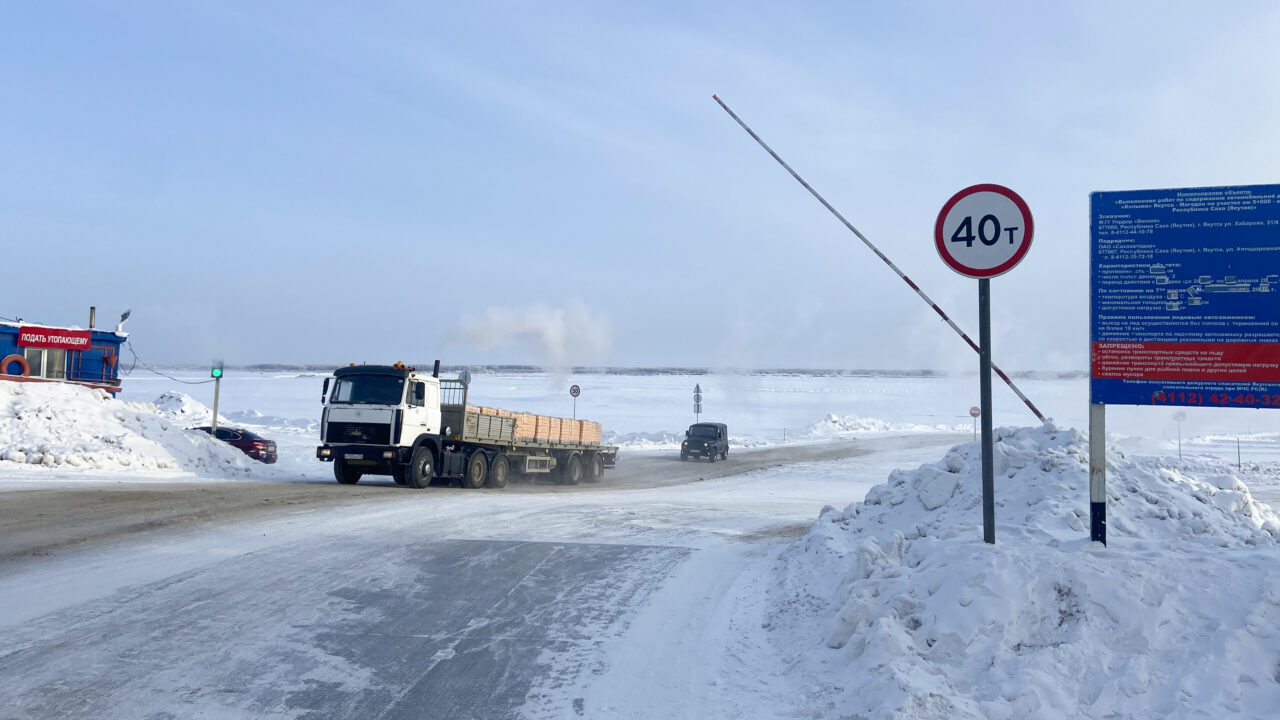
<box><xmin>451</xmin><ymin>301</ymin><xmax>612</xmax><ymax>367</ymax></box>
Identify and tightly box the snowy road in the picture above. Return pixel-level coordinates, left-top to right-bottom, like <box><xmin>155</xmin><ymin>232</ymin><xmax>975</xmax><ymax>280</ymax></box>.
<box><xmin>0</xmin><ymin>435</ymin><xmax>930</xmax><ymax>564</ymax></box>
<box><xmin>0</xmin><ymin>434</ymin><xmax>964</xmax><ymax>719</ymax></box>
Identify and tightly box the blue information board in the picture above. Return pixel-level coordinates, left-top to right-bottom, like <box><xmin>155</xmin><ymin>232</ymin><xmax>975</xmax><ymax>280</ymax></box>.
<box><xmin>1090</xmin><ymin>184</ymin><xmax>1280</xmax><ymax>407</ymax></box>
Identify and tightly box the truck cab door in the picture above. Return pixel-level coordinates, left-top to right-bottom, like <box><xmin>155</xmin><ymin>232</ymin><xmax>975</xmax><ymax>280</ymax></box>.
<box><xmin>404</xmin><ymin>381</ymin><xmax>440</xmax><ymax>441</ymax></box>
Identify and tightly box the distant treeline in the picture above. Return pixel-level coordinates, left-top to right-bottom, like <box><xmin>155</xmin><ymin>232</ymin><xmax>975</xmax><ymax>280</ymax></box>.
<box><xmin>139</xmin><ymin>363</ymin><xmax>1087</xmax><ymax>380</ymax></box>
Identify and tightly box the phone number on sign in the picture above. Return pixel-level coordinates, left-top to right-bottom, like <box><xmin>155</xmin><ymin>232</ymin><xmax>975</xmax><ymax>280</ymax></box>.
<box><xmin>1152</xmin><ymin>391</ymin><xmax>1280</xmax><ymax>407</ymax></box>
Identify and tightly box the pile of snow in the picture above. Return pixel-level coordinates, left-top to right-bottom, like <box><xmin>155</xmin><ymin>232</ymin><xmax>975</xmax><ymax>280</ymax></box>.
<box><xmin>768</xmin><ymin>422</ymin><xmax>1280</xmax><ymax>719</ymax></box>
<box><xmin>605</xmin><ymin>430</ymin><xmax>685</xmax><ymax>450</ymax></box>
<box><xmin>151</xmin><ymin>391</ymin><xmax>317</xmax><ymax>432</ymax></box>
<box><xmin>604</xmin><ymin>430</ymin><xmax>770</xmax><ymax>451</ymax></box>
<box><xmin>152</xmin><ymin>390</ymin><xmax>215</xmax><ymax>424</ymax></box>
<box><xmin>0</xmin><ymin>382</ymin><xmax>267</xmax><ymax>478</ymax></box>
<box><xmin>803</xmin><ymin>412</ymin><xmax>965</xmax><ymax>438</ymax></box>
<box><xmin>224</xmin><ymin>408</ymin><xmax>317</xmax><ymax>432</ymax></box>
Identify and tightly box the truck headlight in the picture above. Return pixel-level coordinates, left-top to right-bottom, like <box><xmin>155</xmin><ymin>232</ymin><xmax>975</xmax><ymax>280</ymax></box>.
<box><xmin>317</xmin><ymin>447</ymin><xmax>332</xmax><ymax>458</ymax></box>
<box><xmin>382</xmin><ymin>450</ymin><xmax>395</xmax><ymax>459</ymax></box>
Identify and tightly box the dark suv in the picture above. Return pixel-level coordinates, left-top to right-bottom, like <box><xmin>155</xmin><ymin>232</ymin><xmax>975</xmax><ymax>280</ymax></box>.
<box><xmin>681</xmin><ymin>422</ymin><xmax>728</xmax><ymax>462</ymax></box>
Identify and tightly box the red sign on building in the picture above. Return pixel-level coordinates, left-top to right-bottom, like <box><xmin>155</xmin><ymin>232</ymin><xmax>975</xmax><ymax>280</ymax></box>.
<box><xmin>17</xmin><ymin>327</ymin><xmax>92</xmax><ymax>350</ymax></box>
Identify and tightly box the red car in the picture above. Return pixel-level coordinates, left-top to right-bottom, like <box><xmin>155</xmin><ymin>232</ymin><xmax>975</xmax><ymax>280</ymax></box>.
<box><xmin>193</xmin><ymin>426</ymin><xmax>278</xmax><ymax>464</ymax></box>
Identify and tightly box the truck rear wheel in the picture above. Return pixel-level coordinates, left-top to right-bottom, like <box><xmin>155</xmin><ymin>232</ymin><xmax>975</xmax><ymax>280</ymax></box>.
<box><xmin>464</xmin><ymin>451</ymin><xmax>488</xmax><ymax>489</ymax></box>
<box><xmin>407</xmin><ymin>446</ymin><xmax>434</xmax><ymax>489</ymax></box>
<box><xmin>560</xmin><ymin>453</ymin><xmax>583</xmax><ymax>485</ymax></box>
<box><xmin>487</xmin><ymin>454</ymin><xmax>510</xmax><ymax>488</ymax></box>
<box><xmin>583</xmin><ymin>452</ymin><xmax>604</xmax><ymax>483</ymax></box>
<box><xmin>334</xmin><ymin>459</ymin><xmax>362</xmax><ymax>485</ymax></box>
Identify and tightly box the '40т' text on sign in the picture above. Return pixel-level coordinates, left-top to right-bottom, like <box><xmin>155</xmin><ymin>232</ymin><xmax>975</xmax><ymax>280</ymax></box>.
<box><xmin>1090</xmin><ymin>183</ymin><xmax>1280</xmax><ymax>407</ymax></box>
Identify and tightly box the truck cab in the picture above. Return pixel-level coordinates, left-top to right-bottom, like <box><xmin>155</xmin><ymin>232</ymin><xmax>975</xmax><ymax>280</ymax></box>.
<box><xmin>681</xmin><ymin>422</ymin><xmax>728</xmax><ymax>462</ymax></box>
<box><xmin>318</xmin><ymin>363</ymin><xmax>442</xmax><ymax>486</ymax></box>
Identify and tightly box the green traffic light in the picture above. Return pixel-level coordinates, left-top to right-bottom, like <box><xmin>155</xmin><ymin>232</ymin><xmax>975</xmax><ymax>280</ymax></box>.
<box><xmin>211</xmin><ymin>367</ymin><xmax>223</xmax><ymax>379</ymax></box>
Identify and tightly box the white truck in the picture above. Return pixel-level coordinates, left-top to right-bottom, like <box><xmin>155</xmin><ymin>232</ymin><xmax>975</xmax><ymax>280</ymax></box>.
<box><xmin>316</xmin><ymin>362</ymin><xmax>618</xmax><ymax>489</ymax></box>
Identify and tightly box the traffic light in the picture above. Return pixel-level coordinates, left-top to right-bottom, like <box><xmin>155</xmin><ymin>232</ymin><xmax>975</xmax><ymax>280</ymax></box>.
<box><xmin>211</xmin><ymin>363</ymin><xmax>224</xmax><ymax>379</ymax></box>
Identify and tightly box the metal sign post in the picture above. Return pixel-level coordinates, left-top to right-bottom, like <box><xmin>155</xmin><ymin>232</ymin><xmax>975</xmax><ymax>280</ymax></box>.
<box><xmin>936</xmin><ymin>184</ymin><xmax>1034</xmax><ymax>545</ymax></box>
<box><xmin>210</xmin><ymin>361</ymin><xmax>224</xmax><ymax>435</ymax></box>
<box><xmin>1173</xmin><ymin>411</ymin><xmax>1186</xmax><ymax>460</ymax></box>
<box><xmin>694</xmin><ymin>384</ymin><xmax>703</xmax><ymax>422</ymax></box>
<box><xmin>570</xmin><ymin>384</ymin><xmax>580</xmax><ymax>419</ymax></box>
<box><xmin>978</xmin><ymin>280</ymin><xmax>996</xmax><ymax>544</ymax></box>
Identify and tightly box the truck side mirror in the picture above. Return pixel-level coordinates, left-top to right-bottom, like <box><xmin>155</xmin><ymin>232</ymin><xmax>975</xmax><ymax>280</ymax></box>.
<box><xmin>685</xmin><ymin>430</ymin><xmax>690</xmax><ymax>437</ymax></box>
<box><xmin>322</xmin><ymin>378</ymin><xmax>330</xmax><ymax>404</ymax></box>
<box><xmin>413</xmin><ymin>383</ymin><xmax>426</xmax><ymax>407</ymax></box>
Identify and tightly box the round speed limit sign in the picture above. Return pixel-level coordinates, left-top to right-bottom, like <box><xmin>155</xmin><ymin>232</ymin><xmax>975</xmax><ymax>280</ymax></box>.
<box><xmin>935</xmin><ymin>184</ymin><xmax>1033</xmax><ymax>278</ymax></box>
<box><xmin>569</xmin><ymin>385</ymin><xmax>581</xmax><ymax>398</ymax></box>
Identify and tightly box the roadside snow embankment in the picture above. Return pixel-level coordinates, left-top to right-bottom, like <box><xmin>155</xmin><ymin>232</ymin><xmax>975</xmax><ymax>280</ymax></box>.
<box><xmin>604</xmin><ymin>430</ymin><xmax>770</xmax><ymax>451</ymax></box>
<box><xmin>0</xmin><ymin>382</ymin><xmax>267</xmax><ymax>479</ymax></box>
<box><xmin>769</xmin><ymin>422</ymin><xmax>1280</xmax><ymax>719</ymax></box>
<box><xmin>804</xmin><ymin>412</ymin><xmax>965</xmax><ymax>438</ymax></box>
<box><xmin>606</xmin><ymin>412</ymin><xmax>959</xmax><ymax>451</ymax></box>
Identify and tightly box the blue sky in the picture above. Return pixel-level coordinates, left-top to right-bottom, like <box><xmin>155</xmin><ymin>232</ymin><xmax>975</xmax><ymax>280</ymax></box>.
<box><xmin>4</xmin><ymin>1</ymin><xmax>1278</xmax><ymax>369</ymax></box>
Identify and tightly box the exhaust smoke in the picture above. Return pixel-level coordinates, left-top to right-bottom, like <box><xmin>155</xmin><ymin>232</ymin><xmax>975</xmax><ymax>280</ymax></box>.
<box><xmin>450</xmin><ymin>300</ymin><xmax>612</xmax><ymax>368</ymax></box>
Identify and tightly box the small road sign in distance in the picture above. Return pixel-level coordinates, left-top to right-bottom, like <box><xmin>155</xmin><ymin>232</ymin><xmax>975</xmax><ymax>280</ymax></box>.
<box><xmin>935</xmin><ymin>184</ymin><xmax>1034</xmax><ymax>278</ymax></box>
<box><xmin>970</xmin><ymin>406</ymin><xmax>981</xmax><ymax>418</ymax></box>
<box><xmin>570</xmin><ymin>385</ymin><xmax>581</xmax><ymax>398</ymax></box>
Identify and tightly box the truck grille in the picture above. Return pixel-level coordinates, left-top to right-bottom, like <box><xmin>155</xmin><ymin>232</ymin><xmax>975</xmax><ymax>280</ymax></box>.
<box><xmin>326</xmin><ymin>422</ymin><xmax>391</xmax><ymax>445</ymax></box>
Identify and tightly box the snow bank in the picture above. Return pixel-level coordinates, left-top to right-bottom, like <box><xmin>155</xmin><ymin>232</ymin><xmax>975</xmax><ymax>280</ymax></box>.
<box><xmin>0</xmin><ymin>382</ymin><xmax>267</xmax><ymax>478</ymax></box>
<box><xmin>802</xmin><ymin>412</ymin><xmax>965</xmax><ymax>438</ymax></box>
<box><xmin>605</xmin><ymin>430</ymin><xmax>685</xmax><ymax>450</ymax></box>
<box><xmin>769</xmin><ymin>422</ymin><xmax>1280</xmax><ymax>719</ymax></box>
<box><xmin>606</xmin><ymin>411</ymin><xmax>956</xmax><ymax>450</ymax></box>
<box><xmin>604</xmin><ymin>430</ymin><xmax>770</xmax><ymax>451</ymax></box>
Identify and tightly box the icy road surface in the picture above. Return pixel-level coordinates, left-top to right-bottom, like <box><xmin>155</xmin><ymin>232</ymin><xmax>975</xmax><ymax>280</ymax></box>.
<box><xmin>0</xmin><ymin>434</ymin><xmax>964</xmax><ymax>719</ymax></box>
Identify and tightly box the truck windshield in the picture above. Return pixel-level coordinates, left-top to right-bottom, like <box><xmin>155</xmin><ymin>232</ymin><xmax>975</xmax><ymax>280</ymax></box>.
<box><xmin>690</xmin><ymin>425</ymin><xmax>719</xmax><ymax>437</ymax></box>
<box><xmin>330</xmin><ymin>376</ymin><xmax>405</xmax><ymax>405</ymax></box>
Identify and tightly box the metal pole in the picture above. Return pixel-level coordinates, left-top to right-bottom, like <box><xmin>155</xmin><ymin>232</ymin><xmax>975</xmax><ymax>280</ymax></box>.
<box><xmin>1089</xmin><ymin>403</ymin><xmax>1107</xmax><ymax>545</ymax></box>
<box><xmin>713</xmin><ymin>95</ymin><xmax>1046</xmax><ymax>423</ymax></box>
<box><xmin>210</xmin><ymin>376</ymin><xmax>222</xmax><ymax>435</ymax></box>
<box><xmin>979</xmin><ymin>279</ymin><xmax>995</xmax><ymax>544</ymax></box>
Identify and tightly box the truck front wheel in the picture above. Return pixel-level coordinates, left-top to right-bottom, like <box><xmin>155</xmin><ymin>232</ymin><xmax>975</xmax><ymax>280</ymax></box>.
<box><xmin>463</xmin><ymin>451</ymin><xmax>488</xmax><ymax>489</ymax></box>
<box><xmin>334</xmin><ymin>459</ymin><xmax>362</xmax><ymax>485</ymax></box>
<box><xmin>407</xmin><ymin>446</ymin><xmax>434</xmax><ymax>489</ymax></box>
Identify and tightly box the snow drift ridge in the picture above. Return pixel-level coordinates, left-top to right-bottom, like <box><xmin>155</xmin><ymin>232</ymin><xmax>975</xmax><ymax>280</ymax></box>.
<box><xmin>768</xmin><ymin>422</ymin><xmax>1280</xmax><ymax>719</ymax></box>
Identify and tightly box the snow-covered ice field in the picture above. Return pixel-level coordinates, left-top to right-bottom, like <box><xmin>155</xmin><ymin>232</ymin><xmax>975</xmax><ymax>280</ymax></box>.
<box><xmin>6</xmin><ymin>367</ymin><xmax>1280</xmax><ymax>483</ymax></box>
<box><xmin>2</xmin><ymin>369</ymin><xmax>1279</xmax><ymax>718</ymax></box>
